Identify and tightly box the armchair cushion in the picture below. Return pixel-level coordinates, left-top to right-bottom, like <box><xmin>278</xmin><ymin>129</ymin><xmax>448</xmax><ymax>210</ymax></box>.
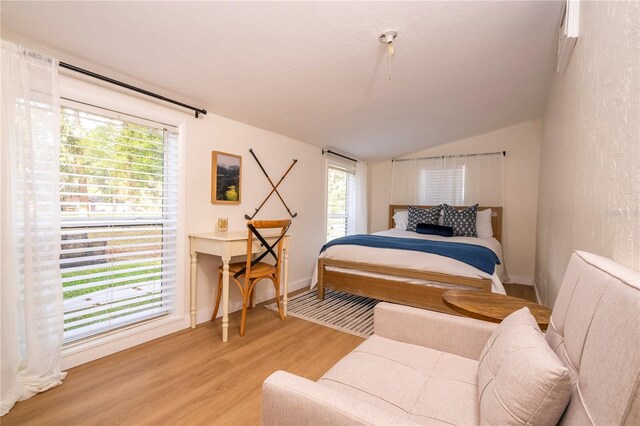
<box><xmin>374</xmin><ymin>302</ymin><xmax>497</xmax><ymax>360</ymax></box>
<box><xmin>318</xmin><ymin>335</ymin><xmax>480</xmax><ymax>425</ymax></box>
<box><xmin>478</xmin><ymin>308</ymin><xmax>572</xmax><ymax>425</ymax></box>
<box><xmin>262</xmin><ymin>370</ymin><xmax>416</xmax><ymax>426</ymax></box>
<box><xmin>545</xmin><ymin>251</ymin><xmax>640</xmax><ymax>425</ymax></box>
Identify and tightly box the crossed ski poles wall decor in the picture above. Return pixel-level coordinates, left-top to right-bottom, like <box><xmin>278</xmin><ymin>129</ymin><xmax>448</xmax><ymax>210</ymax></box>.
<box><xmin>245</xmin><ymin>148</ymin><xmax>298</xmax><ymax>220</ymax></box>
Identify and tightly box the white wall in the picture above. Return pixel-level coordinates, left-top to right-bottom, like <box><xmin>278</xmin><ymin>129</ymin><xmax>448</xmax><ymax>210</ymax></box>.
<box><xmin>370</xmin><ymin>120</ymin><xmax>542</xmax><ymax>284</ymax></box>
<box><xmin>535</xmin><ymin>1</ymin><xmax>640</xmax><ymax>307</ymax></box>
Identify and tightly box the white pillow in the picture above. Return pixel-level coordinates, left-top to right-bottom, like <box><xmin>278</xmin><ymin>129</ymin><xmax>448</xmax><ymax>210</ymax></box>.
<box><xmin>392</xmin><ymin>211</ymin><xmax>408</xmax><ymax>230</ymax></box>
<box><xmin>478</xmin><ymin>308</ymin><xmax>572</xmax><ymax>425</ymax></box>
<box><xmin>476</xmin><ymin>208</ymin><xmax>493</xmax><ymax>238</ymax></box>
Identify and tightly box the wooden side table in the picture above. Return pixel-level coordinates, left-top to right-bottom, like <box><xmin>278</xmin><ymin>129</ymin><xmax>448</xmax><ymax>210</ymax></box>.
<box><xmin>442</xmin><ymin>290</ymin><xmax>552</xmax><ymax>330</ymax></box>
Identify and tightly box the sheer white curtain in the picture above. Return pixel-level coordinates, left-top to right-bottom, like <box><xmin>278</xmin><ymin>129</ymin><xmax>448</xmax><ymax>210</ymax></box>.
<box><xmin>341</xmin><ymin>160</ymin><xmax>368</xmax><ymax>235</ymax></box>
<box><xmin>390</xmin><ymin>157</ymin><xmax>425</xmax><ymax>205</ymax></box>
<box><xmin>355</xmin><ymin>161</ymin><xmax>368</xmax><ymax>234</ymax></box>
<box><xmin>327</xmin><ymin>155</ymin><xmax>367</xmax><ymax>237</ymax></box>
<box><xmin>1</xmin><ymin>41</ymin><xmax>65</xmax><ymax>416</ymax></box>
<box><xmin>345</xmin><ymin>170</ymin><xmax>357</xmax><ymax>235</ymax></box>
<box><xmin>391</xmin><ymin>152</ymin><xmax>504</xmax><ymax>206</ymax></box>
<box><xmin>444</xmin><ymin>153</ymin><xmax>504</xmax><ymax>206</ymax></box>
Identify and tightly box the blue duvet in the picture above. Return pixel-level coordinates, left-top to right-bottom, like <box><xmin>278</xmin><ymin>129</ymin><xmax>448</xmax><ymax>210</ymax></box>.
<box><xmin>321</xmin><ymin>235</ymin><xmax>500</xmax><ymax>275</ymax></box>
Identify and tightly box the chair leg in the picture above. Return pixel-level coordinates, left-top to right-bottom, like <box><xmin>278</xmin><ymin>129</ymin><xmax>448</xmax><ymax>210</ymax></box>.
<box><xmin>211</xmin><ymin>271</ymin><xmax>223</xmax><ymax>321</ymax></box>
<box><xmin>249</xmin><ymin>287</ymin><xmax>255</xmax><ymax>309</ymax></box>
<box><xmin>273</xmin><ymin>276</ymin><xmax>285</xmax><ymax>321</ymax></box>
<box><xmin>240</xmin><ymin>288</ymin><xmax>250</xmax><ymax>337</ymax></box>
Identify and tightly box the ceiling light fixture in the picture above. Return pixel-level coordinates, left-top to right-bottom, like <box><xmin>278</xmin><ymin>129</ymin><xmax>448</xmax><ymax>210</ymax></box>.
<box><xmin>379</xmin><ymin>30</ymin><xmax>398</xmax><ymax>81</ymax></box>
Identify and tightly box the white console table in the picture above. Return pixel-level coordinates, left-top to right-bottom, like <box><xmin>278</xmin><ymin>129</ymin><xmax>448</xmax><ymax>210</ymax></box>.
<box><xmin>188</xmin><ymin>231</ymin><xmax>290</xmax><ymax>342</ymax></box>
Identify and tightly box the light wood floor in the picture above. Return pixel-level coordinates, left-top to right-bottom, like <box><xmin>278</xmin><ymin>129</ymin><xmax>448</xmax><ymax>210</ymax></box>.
<box><xmin>3</xmin><ymin>299</ymin><xmax>364</xmax><ymax>426</ymax></box>
<box><xmin>3</xmin><ymin>284</ymin><xmax>537</xmax><ymax>425</ymax></box>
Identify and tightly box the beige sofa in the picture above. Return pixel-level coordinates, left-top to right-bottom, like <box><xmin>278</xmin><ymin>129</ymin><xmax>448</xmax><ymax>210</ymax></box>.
<box><xmin>262</xmin><ymin>251</ymin><xmax>640</xmax><ymax>425</ymax></box>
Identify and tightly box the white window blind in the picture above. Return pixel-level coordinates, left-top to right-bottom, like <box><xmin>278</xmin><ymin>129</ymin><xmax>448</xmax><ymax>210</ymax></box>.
<box><xmin>59</xmin><ymin>105</ymin><xmax>178</xmax><ymax>343</ymax></box>
<box><xmin>419</xmin><ymin>165</ymin><xmax>465</xmax><ymax>205</ymax></box>
<box><xmin>326</xmin><ymin>165</ymin><xmax>356</xmax><ymax>241</ymax></box>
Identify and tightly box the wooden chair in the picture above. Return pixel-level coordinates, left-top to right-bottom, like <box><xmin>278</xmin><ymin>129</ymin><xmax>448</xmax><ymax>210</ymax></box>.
<box><xmin>212</xmin><ymin>219</ymin><xmax>291</xmax><ymax>336</ymax></box>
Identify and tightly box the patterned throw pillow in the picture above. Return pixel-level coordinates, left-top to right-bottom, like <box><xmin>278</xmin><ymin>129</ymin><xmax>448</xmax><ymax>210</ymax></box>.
<box><xmin>442</xmin><ymin>204</ymin><xmax>478</xmax><ymax>237</ymax></box>
<box><xmin>406</xmin><ymin>205</ymin><xmax>443</xmax><ymax>232</ymax></box>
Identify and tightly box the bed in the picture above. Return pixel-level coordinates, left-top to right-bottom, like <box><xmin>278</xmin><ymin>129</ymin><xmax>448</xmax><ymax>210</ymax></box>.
<box><xmin>313</xmin><ymin>205</ymin><xmax>505</xmax><ymax>315</ymax></box>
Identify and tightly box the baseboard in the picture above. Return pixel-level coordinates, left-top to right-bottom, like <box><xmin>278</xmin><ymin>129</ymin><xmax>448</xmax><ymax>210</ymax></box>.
<box><xmin>506</xmin><ymin>275</ymin><xmax>534</xmax><ymax>286</ymax></box>
<box><xmin>196</xmin><ymin>277</ymin><xmax>312</xmax><ymax>324</ymax></box>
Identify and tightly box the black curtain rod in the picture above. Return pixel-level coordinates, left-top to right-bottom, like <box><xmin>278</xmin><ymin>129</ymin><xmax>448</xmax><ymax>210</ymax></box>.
<box><xmin>392</xmin><ymin>150</ymin><xmax>506</xmax><ymax>162</ymax></box>
<box><xmin>322</xmin><ymin>149</ymin><xmax>357</xmax><ymax>162</ymax></box>
<box><xmin>59</xmin><ymin>62</ymin><xmax>208</xmax><ymax>118</ymax></box>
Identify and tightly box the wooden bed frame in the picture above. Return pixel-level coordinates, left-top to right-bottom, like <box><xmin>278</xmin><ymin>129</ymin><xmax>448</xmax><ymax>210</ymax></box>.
<box><xmin>317</xmin><ymin>205</ymin><xmax>503</xmax><ymax>315</ymax></box>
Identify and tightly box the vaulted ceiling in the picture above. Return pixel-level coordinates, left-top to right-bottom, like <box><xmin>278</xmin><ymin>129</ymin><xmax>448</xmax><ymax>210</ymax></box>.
<box><xmin>1</xmin><ymin>1</ymin><xmax>562</xmax><ymax>160</ymax></box>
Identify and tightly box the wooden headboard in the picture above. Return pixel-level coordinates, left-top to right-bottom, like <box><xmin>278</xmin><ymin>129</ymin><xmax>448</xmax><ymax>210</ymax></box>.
<box><xmin>388</xmin><ymin>204</ymin><xmax>503</xmax><ymax>243</ymax></box>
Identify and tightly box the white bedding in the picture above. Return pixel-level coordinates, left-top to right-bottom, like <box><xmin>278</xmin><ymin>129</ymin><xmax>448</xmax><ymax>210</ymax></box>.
<box><xmin>311</xmin><ymin>229</ymin><xmax>506</xmax><ymax>294</ymax></box>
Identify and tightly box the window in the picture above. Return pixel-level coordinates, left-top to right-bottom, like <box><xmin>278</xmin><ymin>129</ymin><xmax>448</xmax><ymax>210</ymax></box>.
<box><xmin>326</xmin><ymin>165</ymin><xmax>356</xmax><ymax>241</ymax></box>
<box><xmin>59</xmin><ymin>104</ymin><xmax>178</xmax><ymax>343</ymax></box>
<box><xmin>419</xmin><ymin>165</ymin><xmax>465</xmax><ymax>205</ymax></box>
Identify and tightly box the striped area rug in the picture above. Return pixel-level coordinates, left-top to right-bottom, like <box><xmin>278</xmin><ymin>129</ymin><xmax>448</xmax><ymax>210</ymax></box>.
<box><xmin>265</xmin><ymin>290</ymin><xmax>380</xmax><ymax>338</ymax></box>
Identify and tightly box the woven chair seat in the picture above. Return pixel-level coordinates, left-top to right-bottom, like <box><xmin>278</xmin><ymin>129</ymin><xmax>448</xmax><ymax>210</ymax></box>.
<box><xmin>219</xmin><ymin>262</ymin><xmax>277</xmax><ymax>277</ymax></box>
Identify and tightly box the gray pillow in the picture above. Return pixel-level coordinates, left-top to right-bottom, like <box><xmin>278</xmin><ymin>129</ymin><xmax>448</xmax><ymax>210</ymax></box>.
<box><xmin>406</xmin><ymin>205</ymin><xmax>443</xmax><ymax>232</ymax></box>
<box><xmin>442</xmin><ymin>204</ymin><xmax>478</xmax><ymax>237</ymax></box>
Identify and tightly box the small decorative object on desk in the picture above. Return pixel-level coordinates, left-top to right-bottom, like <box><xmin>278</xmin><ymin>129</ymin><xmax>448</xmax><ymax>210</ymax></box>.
<box><xmin>216</xmin><ymin>218</ymin><xmax>228</xmax><ymax>232</ymax></box>
<box><xmin>211</xmin><ymin>151</ymin><xmax>241</xmax><ymax>204</ymax></box>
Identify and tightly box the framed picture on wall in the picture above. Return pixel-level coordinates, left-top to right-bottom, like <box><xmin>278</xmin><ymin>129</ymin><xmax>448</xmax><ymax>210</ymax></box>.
<box><xmin>211</xmin><ymin>151</ymin><xmax>242</xmax><ymax>204</ymax></box>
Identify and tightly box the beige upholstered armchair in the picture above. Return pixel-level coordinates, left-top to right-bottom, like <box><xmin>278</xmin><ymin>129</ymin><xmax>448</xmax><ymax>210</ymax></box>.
<box><xmin>262</xmin><ymin>251</ymin><xmax>639</xmax><ymax>425</ymax></box>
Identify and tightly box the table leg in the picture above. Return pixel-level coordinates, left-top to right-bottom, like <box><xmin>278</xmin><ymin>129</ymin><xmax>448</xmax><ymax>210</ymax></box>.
<box><xmin>189</xmin><ymin>239</ymin><xmax>197</xmax><ymax>329</ymax></box>
<box><xmin>283</xmin><ymin>247</ymin><xmax>289</xmax><ymax>317</ymax></box>
<box><xmin>221</xmin><ymin>255</ymin><xmax>230</xmax><ymax>342</ymax></box>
